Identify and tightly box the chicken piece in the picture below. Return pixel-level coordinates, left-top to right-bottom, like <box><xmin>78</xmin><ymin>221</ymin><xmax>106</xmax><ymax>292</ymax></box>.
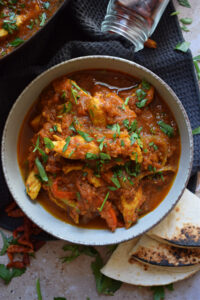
<box><xmin>62</xmin><ymin>164</ymin><xmax>83</xmax><ymax>174</ymax></box>
<box><xmin>88</xmin><ymin>94</ymin><xmax>107</xmax><ymax>127</ymax></box>
<box><xmin>86</xmin><ymin>169</ymin><xmax>104</xmax><ymax>187</ymax></box>
<box><xmin>52</xmin><ymin>136</ymin><xmax>99</xmax><ymax>160</ymax></box>
<box><xmin>52</xmin><ymin>133</ymin><xmax>142</xmax><ymax>162</ymax></box>
<box><xmin>52</xmin><ymin>77</ymin><xmax>71</xmax><ymax>97</ymax></box>
<box><xmin>119</xmin><ymin>186</ymin><xmax>144</xmax><ymax>228</ymax></box>
<box><xmin>105</xmin><ymin>135</ymin><xmax>143</xmax><ymax>163</ymax></box>
<box><xmin>131</xmin><ymin>84</ymin><xmax>155</xmax><ymax>108</ymax></box>
<box><xmin>25</xmin><ymin>171</ymin><xmax>41</xmax><ymax>200</ymax></box>
<box><xmin>94</xmin><ymin>91</ymin><xmax>136</xmax><ymax>125</ymax></box>
<box><xmin>30</xmin><ymin>115</ymin><xmax>41</xmax><ymax>131</ymax></box>
<box><xmin>0</xmin><ymin>29</ymin><xmax>7</xmax><ymax>38</ymax></box>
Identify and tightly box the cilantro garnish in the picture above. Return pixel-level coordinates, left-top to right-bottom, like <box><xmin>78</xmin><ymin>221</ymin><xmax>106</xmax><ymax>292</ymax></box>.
<box><xmin>175</xmin><ymin>41</ymin><xmax>190</xmax><ymax>53</ymax></box>
<box><xmin>44</xmin><ymin>137</ymin><xmax>54</xmax><ymax>150</ymax></box>
<box><xmin>98</xmin><ymin>192</ymin><xmax>110</xmax><ymax>212</ymax></box>
<box><xmin>85</xmin><ymin>153</ymin><xmax>98</xmax><ymax>160</ymax></box>
<box><xmin>35</xmin><ymin>157</ymin><xmax>48</xmax><ymax>182</ymax></box>
<box><xmin>0</xmin><ymin>265</ymin><xmax>26</xmax><ymax>284</ymax></box>
<box><xmin>62</xmin><ymin>136</ymin><xmax>71</xmax><ymax>152</ymax></box>
<box><xmin>36</xmin><ymin>278</ymin><xmax>43</xmax><ymax>300</ymax></box>
<box><xmin>77</xmin><ymin>130</ymin><xmax>93</xmax><ymax>142</ymax></box>
<box><xmin>177</xmin><ymin>0</ymin><xmax>191</xmax><ymax>8</ymax></box>
<box><xmin>33</xmin><ymin>136</ymin><xmax>48</xmax><ymax>163</ymax></box>
<box><xmin>157</xmin><ymin>121</ymin><xmax>174</xmax><ymax>137</ymax></box>
<box><xmin>192</xmin><ymin>126</ymin><xmax>200</xmax><ymax>135</ymax></box>
<box><xmin>111</xmin><ymin>176</ymin><xmax>121</xmax><ymax>189</ymax></box>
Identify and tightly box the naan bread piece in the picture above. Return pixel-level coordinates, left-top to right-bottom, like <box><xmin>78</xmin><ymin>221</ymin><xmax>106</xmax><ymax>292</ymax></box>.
<box><xmin>130</xmin><ymin>235</ymin><xmax>200</xmax><ymax>271</ymax></box>
<box><xmin>101</xmin><ymin>239</ymin><xmax>198</xmax><ymax>286</ymax></box>
<box><xmin>147</xmin><ymin>189</ymin><xmax>200</xmax><ymax>248</ymax></box>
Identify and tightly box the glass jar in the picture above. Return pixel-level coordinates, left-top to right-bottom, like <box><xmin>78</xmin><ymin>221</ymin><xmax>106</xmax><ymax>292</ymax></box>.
<box><xmin>101</xmin><ymin>0</ymin><xmax>169</xmax><ymax>52</ymax></box>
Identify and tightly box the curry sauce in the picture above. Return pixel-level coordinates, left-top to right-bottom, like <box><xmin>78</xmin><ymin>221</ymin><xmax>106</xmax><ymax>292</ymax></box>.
<box><xmin>18</xmin><ymin>69</ymin><xmax>181</xmax><ymax>231</ymax></box>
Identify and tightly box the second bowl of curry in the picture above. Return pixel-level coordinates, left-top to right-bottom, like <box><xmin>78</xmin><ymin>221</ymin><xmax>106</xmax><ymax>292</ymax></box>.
<box><xmin>2</xmin><ymin>56</ymin><xmax>193</xmax><ymax>245</ymax></box>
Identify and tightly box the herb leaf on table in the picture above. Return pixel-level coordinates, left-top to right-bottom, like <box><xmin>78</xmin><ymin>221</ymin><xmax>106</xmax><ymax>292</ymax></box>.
<box><xmin>0</xmin><ymin>264</ymin><xmax>26</xmax><ymax>284</ymax></box>
<box><xmin>175</xmin><ymin>41</ymin><xmax>190</xmax><ymax>53</ymax></box>
<box><xmin>192</xmin><ymin>127</ymin><xmax>200</xmax><ymax>135</ymax></box>
<box><xmin>0</xmin><ymin>230</ymin><xmax>17</xmax><ymax>255</ymax></box>
<box><xmin>150</xmin><ymin>284</ymin><xmax>174</xmax><ymax>300</ymax></box>
<box><xmin>61</xmin><ymin>244</ymin><xmax>122</xmax><ymax>295</ymax></box>
<box><xmin>91</xmin><ymin>253</ymin><xmax>122</xmax><ymax>295</ymax></box>
<box><xmin>36</xmin><ymin>278</ymin><xmax>43</xmax><ymax>300</ymax></box>
<box><xmin>177</xmin><ymin>0</ymin><xmax>191</xmax><ymax>8</ymax></box>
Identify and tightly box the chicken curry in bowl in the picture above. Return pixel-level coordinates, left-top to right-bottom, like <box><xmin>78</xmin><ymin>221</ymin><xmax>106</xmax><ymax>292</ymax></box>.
<box><xmin>18</xmin><ymin>69</ymin><xmax>181</xmax><ymax>232</ymax></box>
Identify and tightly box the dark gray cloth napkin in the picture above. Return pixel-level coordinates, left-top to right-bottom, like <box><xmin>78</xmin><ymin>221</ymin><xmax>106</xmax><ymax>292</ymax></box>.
<box><xmin>0</xmin><ymin>0</ymin><xmax>199</xmax><ymax>236</ymax></box>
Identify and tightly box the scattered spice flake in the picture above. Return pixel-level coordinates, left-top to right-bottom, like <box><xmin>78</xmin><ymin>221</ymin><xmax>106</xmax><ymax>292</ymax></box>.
<box><xmin>144</xmin><ymin>39</ymin><xmax>157</xmax><ymax>49</ymax></box>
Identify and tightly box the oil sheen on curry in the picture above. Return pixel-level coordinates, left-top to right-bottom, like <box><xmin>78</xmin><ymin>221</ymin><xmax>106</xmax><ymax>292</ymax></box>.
<box><xmin>0</xmin><ymin>0</ymin><xmax>63</xmax><ymax>57</ymax></box>
<box><xmin>18</xmin><ymin>70</ymin><xmax>181</xmax><ymax>231</ymax></box>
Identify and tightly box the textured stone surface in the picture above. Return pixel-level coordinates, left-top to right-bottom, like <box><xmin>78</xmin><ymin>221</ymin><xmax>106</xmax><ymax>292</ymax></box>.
<box><xmin>1</xmin><ymin>0</ymin><xmax>200</xmax><ymax>299</ymax></box>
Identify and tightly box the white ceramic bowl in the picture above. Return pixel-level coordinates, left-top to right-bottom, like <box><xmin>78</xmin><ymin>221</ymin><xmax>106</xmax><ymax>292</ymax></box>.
<box><xmin>1</xmin><ymin>56</ymin><xmax>193</xmax><ymax>245</ymax></box>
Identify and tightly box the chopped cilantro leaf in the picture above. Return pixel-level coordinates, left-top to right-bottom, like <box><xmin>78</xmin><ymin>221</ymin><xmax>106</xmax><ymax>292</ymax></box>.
<box><xmin>111</xmin><ymin>176</ymin><xmax>121</xmax><ymax>189</ymax></box>
<box><xmin>99</xmin><ymin>153</ymin><xmax>111</xmax><ymax>160</ymax></box>
<box><xmin>170</xmin><ymin>11</ymin><xmax>180</xmax><ymax>16</ymax></box>
<box><xmin>192</xmin><ymin>126</ymin><xmax>200</xmax><ymax>135</ymax></box>
<box><xmin>0</xmin><ymin>264</ymin><xmax>26</xmax><ymax>284</ymax></box>
<box><xmin>136</xmin><ymin>89</ymin><xmax>146</xmax><ymax>101</ymax></box>
<box><xmin>36</xmin><ymin>278</ymin><xmax>43</xmax><ymax>300</ymax></box>
<box><xmin>85</xmin><ymin>153</ymin><xmax>98</xmax><ymax>160</ymax></box>
<box><xmin>9</xmin><ymin>37</ymin><xmax>24</xmax><ymax>47</ymax></box>
<box><xmin>76</xmin><ymin>192</ymin><xmax>81</xmax><ymax>201</ymax></box>
<box><xmin>98</xmin><ymin>192</ymin><xmax>109</xmax><ymax>212</ymax></box>
<box><xmin>39</xmin><ymin>12</ymin><xmax>46</xmax><ymax>26</ymax></box>
<box><xmin>44</xmin><ymin>137</ymin><xmax>54</xmax><ymax>150</ymax></box>
<box><xmin>43</xmin><ymin>1</ymin><xmax>50</xmax><ymax>9</ymax></box>
<box><xmin>121</xmin><ymin>140</ymin><xmax>125</xmax><ymax>147</ymax></box>
<box><xmin>68</xmin><ymin>150</ymin><xmax>74</xmax><ymax>158</ymax></box>
<box><xmin>77</xmin><ymin>130</ymin><xmax>93</xmax><ymax>142</ymax></box>
<box><xmin>180</xmin><ymin>18</ymin><xmax>192</xmax><ymax>24</ymax></box>
<box><xmin>35</xmin><ymin>157</ymin><xmax>48</xmax><ymax>182</ymax></box>
<box><xmin>177</xmin><ymin>0</ymin><xmax>191</xmax><ymax>8</ymax></box>
<box><xmin>62</xmin><ymin>136</ymin><xmax>71</xmax><ymax>152</ymax></box>
<box><xmin>141</xmin><ymin>80</ymin><xmax>150</xmax><ymax>90</ymax></box>
<box><xmin>136</xmin><ymin>99</ymin><xmax>148</xmax><ymax>108</ymax></box>
<box><xmin>175</xmin><ymin>41</ymin><xmax>190</xmax><ymax>53</ymax></box>
<box><xmin>0</xmin><ymin>230</ymin><xmax>16</xmax><ymax>256</ymax></box>
<box><xmin>157</xmin><ymin>121</ymin><xmax>174</xmax><ymax>137</ymax></box>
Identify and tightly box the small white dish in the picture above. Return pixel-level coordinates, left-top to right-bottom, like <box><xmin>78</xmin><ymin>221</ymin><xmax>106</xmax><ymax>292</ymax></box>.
<box><xmin>1</xmin><ymin>56</ymin><xmax>193</xmax><ymax>245</ymax></box>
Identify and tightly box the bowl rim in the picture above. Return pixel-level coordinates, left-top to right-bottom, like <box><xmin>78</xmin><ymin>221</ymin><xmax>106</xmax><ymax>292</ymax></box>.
<box><xmin>1</xmin><ymin>55</ymin><xmax>193</xmax><ymax>245</ymax></box>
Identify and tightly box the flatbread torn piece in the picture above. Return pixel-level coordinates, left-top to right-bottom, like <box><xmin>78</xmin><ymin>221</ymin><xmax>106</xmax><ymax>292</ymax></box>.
<box><xmin>129</xmin><ymin>235</ymin><xmax>200</xmax><ymax>271</ymax></box>
<box><xmin>101</xmin><ymin>239</ymin><xmax>199</xmax><ymax>286</ymax></box>
<box><xmin>147</xmin><ymin>189</ymin><xmax>200</xmax><ymax>248</ymax></box>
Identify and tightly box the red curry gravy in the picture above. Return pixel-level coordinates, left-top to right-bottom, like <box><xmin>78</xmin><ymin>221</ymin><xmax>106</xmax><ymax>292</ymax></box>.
<box><xmin>18</xmin><ymin>69</ymin><xmax>181</xmax><ymax>231</ymax></box>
